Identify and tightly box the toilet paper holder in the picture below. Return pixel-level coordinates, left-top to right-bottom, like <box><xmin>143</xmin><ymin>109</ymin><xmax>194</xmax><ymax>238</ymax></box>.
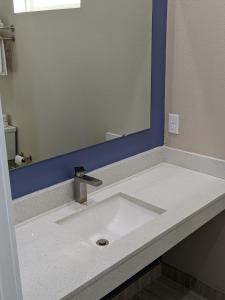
<box><xmin>16</xmin><ymin>153</ymin><xmax>32</xmax><ymax>165</ymax></box>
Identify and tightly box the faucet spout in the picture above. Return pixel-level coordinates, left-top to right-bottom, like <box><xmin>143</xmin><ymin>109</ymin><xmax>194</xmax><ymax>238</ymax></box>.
<box><xmin>74</xmin><ymin>166</ymin><xmax>103</xmax><ymax>203</ymax></box>
<box><xmin>77</xmin><ymin>174</ymin><xmax>103</xmax><ymax>187</ymax></box>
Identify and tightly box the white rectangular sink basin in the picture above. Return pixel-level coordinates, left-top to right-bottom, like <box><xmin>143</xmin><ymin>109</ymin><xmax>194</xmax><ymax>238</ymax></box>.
<box><xmin>56</xmin><ymin>193</ymin><xmax>165</xmax><ymax>246</ymax></box>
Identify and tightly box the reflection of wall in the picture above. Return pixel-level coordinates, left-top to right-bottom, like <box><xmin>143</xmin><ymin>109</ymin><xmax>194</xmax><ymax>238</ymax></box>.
<box><xmin>0</xmin><ymin>0</ymin><xmax>152</xmax><ymax>162</ymax></box>
<box><xmin>164</xmin><ymin>0</ymin><xmax>225</xmax><ymax>293</ymax></box>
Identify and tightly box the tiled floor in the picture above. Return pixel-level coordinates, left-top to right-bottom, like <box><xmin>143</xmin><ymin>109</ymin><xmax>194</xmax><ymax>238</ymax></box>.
<box><xmin>131</xmin><ymin>276</ymin><xmax>207</xmax><ymax>300</ymax></box>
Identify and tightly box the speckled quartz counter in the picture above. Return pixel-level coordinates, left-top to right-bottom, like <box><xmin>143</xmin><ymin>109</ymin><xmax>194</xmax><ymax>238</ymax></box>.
<box><xmin>15</xmin><ymin>162</ymin><xmax>225</xmax><ymax>300</ymax></box>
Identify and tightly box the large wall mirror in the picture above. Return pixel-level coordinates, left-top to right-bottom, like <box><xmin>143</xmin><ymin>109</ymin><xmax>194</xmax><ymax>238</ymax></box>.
<box><xmin>0</xmin><ymin>0</ymin><xmax>152</xmax><ymax>170</ymax></box>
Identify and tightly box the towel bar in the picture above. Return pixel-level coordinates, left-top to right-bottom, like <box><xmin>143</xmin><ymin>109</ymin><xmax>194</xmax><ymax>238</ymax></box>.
<box><xmin>0</xmin><ymin>25</ymin><xmax>15</xmax><ymax>32</ymax></box>
<box><xmin>0</xmin><ymin>36</ymin><xmax>15</xmax><ymax>42</ymax></box>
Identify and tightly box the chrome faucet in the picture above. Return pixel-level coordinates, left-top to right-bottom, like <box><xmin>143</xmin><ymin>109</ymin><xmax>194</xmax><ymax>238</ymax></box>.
<box><xmin>74</xmin><ymin>166</ymin><xmax>103</xmax><ymax>204</ymax></box>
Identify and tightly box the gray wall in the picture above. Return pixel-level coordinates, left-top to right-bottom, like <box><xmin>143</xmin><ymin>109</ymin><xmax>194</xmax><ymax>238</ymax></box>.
<box><xmin>0</xmin><ymin>0</ymin><xmax>152</xmax><ymax>161</ymax></box>
<box><xmin>164</xmin><ymin>0</ymin><xmax>225</xmax><ymax>293</ymax></box>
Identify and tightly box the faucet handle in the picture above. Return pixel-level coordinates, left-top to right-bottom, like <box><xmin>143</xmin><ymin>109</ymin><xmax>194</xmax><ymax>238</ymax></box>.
<box><xmin>74</xmin><ymin>166</ymin><xmax>86</xmax><ymax>178</ymax></box>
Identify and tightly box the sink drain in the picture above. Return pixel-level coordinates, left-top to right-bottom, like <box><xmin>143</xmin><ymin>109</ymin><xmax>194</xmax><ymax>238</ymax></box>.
<box><xmin>96</xmin><ymin>239</ymin><xmax>109</xmax><ymax>247</ymax></box>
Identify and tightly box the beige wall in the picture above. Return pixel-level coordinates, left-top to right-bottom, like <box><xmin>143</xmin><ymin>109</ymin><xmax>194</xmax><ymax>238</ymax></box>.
<box><xmin>165</xmin><ymin>0</ymin><xmax>225</xmax><ymax>160</ymax></box>
<box><xmin>164</xmin><ymin>0</ymin><xmax>225</xmax><ymax>292</ymax></box>
<box><xmin>0</xmin><ymin>0</ymin><xmax>152</xmax><ymax>161</ymax></box>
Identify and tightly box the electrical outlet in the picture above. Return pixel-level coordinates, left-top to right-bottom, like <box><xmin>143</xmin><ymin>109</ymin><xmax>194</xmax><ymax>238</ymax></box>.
<box><xmin>168</xmin><ymin>113</ymin><xmax>179</xmax><ymax>134</ymax></box>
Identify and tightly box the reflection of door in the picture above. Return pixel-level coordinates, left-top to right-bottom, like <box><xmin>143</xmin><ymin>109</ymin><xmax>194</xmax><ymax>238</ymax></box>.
<box><xmin>0</xmin><ymin>99</ymin><xmax>23</xmax><ymax>300</ymax></box>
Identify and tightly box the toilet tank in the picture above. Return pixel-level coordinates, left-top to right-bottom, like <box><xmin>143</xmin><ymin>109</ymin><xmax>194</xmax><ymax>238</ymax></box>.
<box><xmin>4</xmin><ymin>126</ymin><xmax>17</xmax><ymax>160</ymax></box>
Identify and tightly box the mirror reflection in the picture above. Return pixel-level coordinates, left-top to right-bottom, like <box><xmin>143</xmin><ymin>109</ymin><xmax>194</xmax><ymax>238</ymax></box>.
<box><xmin>0</xmin><ymin>0</ymin><xmax>152</xmax><ymax>169</ymax></box>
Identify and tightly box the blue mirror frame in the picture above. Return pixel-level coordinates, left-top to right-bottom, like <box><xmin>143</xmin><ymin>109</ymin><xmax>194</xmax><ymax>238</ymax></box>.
<box><xmin>10</xmin><ymin>0</ymin><xmax>168</xmax><ymax>199</ymax></box>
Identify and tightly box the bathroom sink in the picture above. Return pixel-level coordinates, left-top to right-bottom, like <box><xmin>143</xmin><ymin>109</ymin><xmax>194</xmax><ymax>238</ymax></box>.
<box><xmin>56</xmin><ymin>193</ymin><xmax>165</xmax><ymax>246</ymax></box>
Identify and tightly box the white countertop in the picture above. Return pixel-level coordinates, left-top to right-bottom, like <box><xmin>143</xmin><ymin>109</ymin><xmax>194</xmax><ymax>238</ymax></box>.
<box><xmin>15</xmin><ymin>163</ymin><xmax>225</xmax><ymax>300</ymax></box>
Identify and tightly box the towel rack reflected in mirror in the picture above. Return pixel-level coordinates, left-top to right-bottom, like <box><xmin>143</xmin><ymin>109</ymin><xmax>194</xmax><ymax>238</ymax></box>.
<box><xmin>0</xmin><ymin>25</ymin><xmax>15</xmax><ymax>32</ymax></box>
<box><xmin>0</xmin><ymin>36</ymin><xmax>15</xmax><ymax>42</ymax></box>
<box><xmin>0</xmin><ymin>24</ymin><xmax>15</xmax><ymax>41</ymax></box>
